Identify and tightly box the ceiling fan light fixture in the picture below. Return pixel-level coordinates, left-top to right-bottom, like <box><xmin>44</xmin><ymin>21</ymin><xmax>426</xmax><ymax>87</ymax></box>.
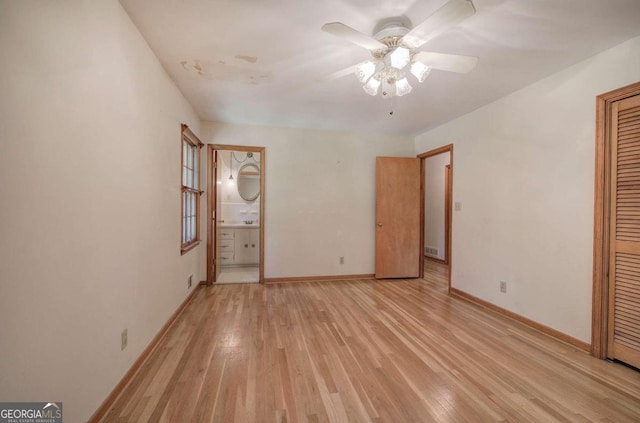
<box><xmin>320</xmin><ymin>0</ymin><xmax>478</xmax><ymax>99</ymax></box>
<box><xmin>395</xmin><ymin>77</ymin><xmax>412</xmax><ymax>96</ymax></box>
<box><xmin>410</xmin><ymin>61</ymin><xmax>431</xmax><ymax>83</ymax></box>
<box><xmin>363</xmin><ymin>76</ymin><xmax>381</xmax><ymax>96</ymax></box>
<box><xmin>355</xmin><ymin>61</ymin><xmax>377</xmax><ymax>83</ymax></box>
<box><xmin>388</xmin><ymin>46</ymin><xmax>411</xmax><ymax>69</ymax></box>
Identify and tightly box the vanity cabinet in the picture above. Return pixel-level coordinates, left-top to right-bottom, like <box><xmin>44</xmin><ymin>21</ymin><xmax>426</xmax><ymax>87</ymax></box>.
<box><xmin>219</xmin><ymin>227</ymin><xmax>259</xmax><ymax>266</ymax></box>
<box><xmin>234</xmin><ymin>228</ymin><xmax>259</xmax><ymax>265</ymax></box>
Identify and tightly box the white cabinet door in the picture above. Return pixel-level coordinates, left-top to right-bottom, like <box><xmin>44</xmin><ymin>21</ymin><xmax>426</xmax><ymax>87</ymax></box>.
<box><xmin>249</xmin><ymin>228</ymin><xmax>259</xmax><ymax>264</ymax></box>
<box><xmin>234</xmin><ymin>228</ymin><xmax>259</xmax><ymax>265</ymax></box>
<box><xmin>234</xmin><ymin>229</ymin><xmax>251</xmax><ymax>264</ymax></box>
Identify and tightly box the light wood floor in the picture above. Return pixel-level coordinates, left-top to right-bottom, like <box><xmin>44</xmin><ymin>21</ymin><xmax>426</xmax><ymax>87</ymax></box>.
<box><xmin>100</xmin><ymin>265</ymin><xmax>640</xmax><ymax>422</ymax></box>
<box><xmin>423</xmin><ymin>258</ymin><xmax>448</xmax><ymax>283</ymax></box>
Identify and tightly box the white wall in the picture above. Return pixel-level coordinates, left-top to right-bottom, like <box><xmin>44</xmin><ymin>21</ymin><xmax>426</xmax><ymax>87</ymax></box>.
<box><xmin>415</xmin><ymin>36</ymin><xmax>640</xmax><ymax>343</ymax></box>
<box><xmin>202</xmin><ymin>122</ymin><xmax>415</xmax><ymax>278</ymax></box>
<box><xmin>0</xmin><ymin>1</ymin><xmax>204</xmax><ymax>422</ymax></box>
<box><xmin>424</xmin><ymin>153</ymin><xmax>450</xmax><ymax>261</ymax></box>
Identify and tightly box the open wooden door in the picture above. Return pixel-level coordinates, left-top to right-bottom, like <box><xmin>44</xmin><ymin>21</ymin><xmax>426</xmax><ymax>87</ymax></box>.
<box><xmin>207</xmin><ymin>147</ymin><xmax>223</xmax><ymax>284</ymax></box>
<box><xmin>375</xmin><ymin>157</ymin><xmax>422</xmax><ymax>279</ymax></box>
<box><xmin>214</xmin><ymin>150</ymin><xmax>222</xmax><ymax>282</ymax></box>
<box><xmin>607</xmin><ymin>93</ymin><xmax>640</xmax><ymax>368</ymax></box>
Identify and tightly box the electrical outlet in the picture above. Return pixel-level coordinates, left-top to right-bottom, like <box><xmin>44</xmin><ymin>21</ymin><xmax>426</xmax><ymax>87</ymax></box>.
<box><xmin>500</xmin><ymin>281</ymin><xmax>507</xmax><ymax>293</ymax></box>
<box><xmin>188</xmin><ymin>274</ymin><xmax>193</xmax><ymax>289</ymax></box>
<box><xmin>339</xmin><ymin>257</ymin><xmax>344</xmax><ymax>264</ymax></box>
<box><xmin>121</xmin><ymin>328</ymin><xmax>128</xmax><ymax>351</ymax></box>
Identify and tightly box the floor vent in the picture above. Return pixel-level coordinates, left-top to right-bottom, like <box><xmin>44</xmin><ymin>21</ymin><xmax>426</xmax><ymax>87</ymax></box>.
<box><xmin>425</xmin><ymin>246</ymin><xmax>439</xmax><ymax>257</ymax></box>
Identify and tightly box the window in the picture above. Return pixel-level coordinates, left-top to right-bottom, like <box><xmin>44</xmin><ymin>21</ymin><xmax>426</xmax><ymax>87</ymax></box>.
<box><xmin>181</xmin><ymin>124</ymin><xmax>203</xmax><ymax>254</ymax></box>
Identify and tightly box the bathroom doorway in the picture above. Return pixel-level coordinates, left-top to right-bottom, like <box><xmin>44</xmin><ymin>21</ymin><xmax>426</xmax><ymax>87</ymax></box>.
<box><xmin>418</xmin><ymin>145</ymin><xmax>453</xmax><ymax>291</ymax></box>
<box><xmin>207</xmin><ymin>145</ymin><xmax>265</xmax><ymax>284</ymax></box>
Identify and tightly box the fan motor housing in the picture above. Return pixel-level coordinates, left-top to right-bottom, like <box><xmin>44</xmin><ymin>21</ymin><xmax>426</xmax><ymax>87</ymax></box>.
<box><xmin>374</xmin><ymin>24</ymin><xmax>410</xmax><ymax>43</ymax></box>
<box><xmin>372</xmin><ymin>22</ymin><xmax>411</xmax><ymax>55</ymax></box>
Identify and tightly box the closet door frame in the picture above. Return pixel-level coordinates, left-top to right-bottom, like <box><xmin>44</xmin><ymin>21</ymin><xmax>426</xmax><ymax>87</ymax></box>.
<box><xmin>592</xmin><ymin>80</ymin><xmax>640</xmax><ymax>359</ymax></box>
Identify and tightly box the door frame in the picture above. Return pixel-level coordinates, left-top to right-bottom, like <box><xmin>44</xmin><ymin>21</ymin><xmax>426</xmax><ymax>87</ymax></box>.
<box><xmin>418</xmin><ymin>144</ymin><xmax>453</xmax><ymax>292</ymax></box>
<box><xmin>206</xmin><ymin>144</ymin><xmax>266</xmax><ymax>285</ymax></box>
<box><xmin>444</xmin><ymin>164</ymin><xmax>451</xmax><ymax>266</ymax></box>
<box><xmin>592</xmin><ymin>80</ymin><xmax>640</xmax><ymax>358</ymax></box>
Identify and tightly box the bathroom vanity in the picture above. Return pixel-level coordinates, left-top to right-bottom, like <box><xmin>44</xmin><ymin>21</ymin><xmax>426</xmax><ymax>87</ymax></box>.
<box><xmin>219</xmin><ymin>225</ymin><xmax>260</xmax><ymax>266</ymax></box>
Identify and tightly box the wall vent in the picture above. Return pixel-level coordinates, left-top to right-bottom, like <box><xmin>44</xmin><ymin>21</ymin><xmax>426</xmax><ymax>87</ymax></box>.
<box><xmin>425</xmin><ymin>246</ymin><xmax>439</xmax><ymax>257</ymax></box>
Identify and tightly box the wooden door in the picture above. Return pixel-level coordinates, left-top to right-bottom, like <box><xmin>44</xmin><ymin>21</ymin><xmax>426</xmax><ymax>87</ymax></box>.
<box><xmin>214</xmin><ymin>151</ymin><xmax>222</xmax><ymax>281</ymax></box>
<box><xmin>207</xmin><ymin>147</ymin><xmax>220</xmax><ymax>284</ymax></box>
<box><xmin>375</xmin><ymin>157</ymin><xmax>422</xmax><ymax>278</ymax></box>
<box><xmin>207</xmin><ymin>149</ymin><xmax>223</xmax><ymax>283</ymax></box>
<box><xmin>607</xmin><ymin>93</ymin><xmax>640</xmax><ymax>368</ymax></box>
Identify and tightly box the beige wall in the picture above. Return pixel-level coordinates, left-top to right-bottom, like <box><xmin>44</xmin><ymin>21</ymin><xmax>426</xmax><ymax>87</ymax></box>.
<box><xmin>2</xmin><ymin>0</ymin><xmax>638</xmax><ymax>419</ymax></box>
<box><xmin>415</xmin><ymin>36</ymin><xmax>640</xmax><ymax>343</ymax></box>
<box><xmin>0</xmin><ymin>1</ymin><xmax>203</xmax><ymax>421</ymax></box>
<box><xmin>201</xmin><ymin>122</ymin><xmax>415</xmax><ymax>278</ymax></box>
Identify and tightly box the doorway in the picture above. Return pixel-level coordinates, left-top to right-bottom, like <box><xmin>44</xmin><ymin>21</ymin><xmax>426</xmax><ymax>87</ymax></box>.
<box><xmin>592</xmin><ymin>81</ymin><xmax>640</xmax><ymax>367</ymax></box>
<box><xmin>418</xmin><ymin>145</ymin><xmax>453</xmax><ymax>291</ymax></box>
<box><xmin>207</xmin><ymin>144</ymin><xmax>265</xmax><ymax>285</ymax></box>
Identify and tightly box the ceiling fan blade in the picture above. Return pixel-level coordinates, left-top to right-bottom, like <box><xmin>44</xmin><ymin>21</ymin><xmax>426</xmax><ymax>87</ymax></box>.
<box><xmin>402</xmin><ymin>0</ymin><xmax>476</xmax><ymax>50</ymax></box>
<box><xmin>413</xmin><ymin>51</ymin><xmax>478</xmax><ymax>73</ymax></box>
<box><xmin>321</xmin><ymin>22</ymin><xmax>387</xmax><ymax>51</ymax></box>
<box><xmin>317</xmin><ymin>62</ymin><xmax>364</xmax><ymax>82</ymax></box>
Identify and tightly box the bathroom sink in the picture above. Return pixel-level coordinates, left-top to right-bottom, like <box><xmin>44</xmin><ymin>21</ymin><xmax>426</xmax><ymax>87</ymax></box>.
<box><xmin>220</xmin><ymin>223</ymin><xmax>259</xmax><ymax>228</ymax></box>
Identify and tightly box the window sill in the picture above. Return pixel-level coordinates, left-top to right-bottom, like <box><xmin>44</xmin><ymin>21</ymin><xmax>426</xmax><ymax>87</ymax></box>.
<box><xmin>181</xmin><ymin>240</ymin><xmax>201</xmax><ymax>255</ymax></box>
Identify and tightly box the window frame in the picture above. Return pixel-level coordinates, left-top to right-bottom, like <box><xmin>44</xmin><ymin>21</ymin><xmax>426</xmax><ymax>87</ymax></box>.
<box><xmin>181</xmin><ymin>124</ymin><xmax>204</xmax><ymax>255</ymax></box>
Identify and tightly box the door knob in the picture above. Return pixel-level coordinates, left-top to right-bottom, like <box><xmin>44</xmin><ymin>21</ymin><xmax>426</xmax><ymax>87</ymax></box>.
<box><xmin>377</xmin><ymin>222</ymin><xmax>383</xmax><ymax>227</ymax></box>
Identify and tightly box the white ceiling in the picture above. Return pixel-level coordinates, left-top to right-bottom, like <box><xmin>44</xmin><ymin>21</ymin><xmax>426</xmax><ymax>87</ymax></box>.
<box><xmin>120</xmin><ymin>0</ymin><xmax>640</xmax><ymax>136</ymax></box>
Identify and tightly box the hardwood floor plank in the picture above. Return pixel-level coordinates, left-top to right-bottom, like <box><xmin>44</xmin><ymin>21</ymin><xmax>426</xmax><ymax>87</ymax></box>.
<box><xmin>98</xmin><ymin>263</ymin><xmax>640</xmax><ymax>422</ymax></box>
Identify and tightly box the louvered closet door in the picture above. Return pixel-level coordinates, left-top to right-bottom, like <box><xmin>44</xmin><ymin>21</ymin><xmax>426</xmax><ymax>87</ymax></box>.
<box><xmin>608</xmin><ymin>94</ymin><xmax>640</xmax><ymax>368</ymax></box>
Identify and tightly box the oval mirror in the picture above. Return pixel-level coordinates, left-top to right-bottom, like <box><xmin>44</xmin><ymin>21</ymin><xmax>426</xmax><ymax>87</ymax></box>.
<box><xmin>237</xmin><ymin>163</ymin><xmax>260</xmax><ymax>201</ymax></box>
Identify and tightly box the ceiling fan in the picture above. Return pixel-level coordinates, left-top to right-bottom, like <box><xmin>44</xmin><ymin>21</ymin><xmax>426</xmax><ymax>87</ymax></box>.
<box><xmin>321</xmin><ymin>0</ymin><xmax>478</xmax><ymax>98</ymax></box>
